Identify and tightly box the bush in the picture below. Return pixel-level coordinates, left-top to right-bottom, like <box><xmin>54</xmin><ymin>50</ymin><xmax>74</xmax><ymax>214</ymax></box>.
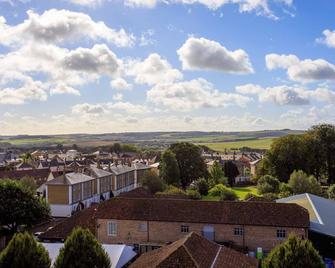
<box><xmin>163</xmin><ymin>185</ymin><xmax>186</xmax><ymax>195</ymax></box>
<box><xmin>262</xmin><ymin>193</ymin><xmax>278</xmax><ymax>201</ymax></box>
<box><xmin>140</xmin><ymin>170</ymin><xmax>165</xmax><ymax>194</ymax></box>
<box><xmin>194</xmin><ymin>178</ymin><xmax>209</xmax><ymax>196</ymax></box>
<box><xmin>0</xmin><ymin>232</ymin><xmax>50</xmax><ymax>268</ymax></box>
<box><xmin>328</xmin><ymin>184</ymin><xmax>335</xmax><ymax>199</ymax></box>
<box><xmin>288</xmin><ymin>170</ymin><xmax>322</xmax><ymax>195</ymax></box>
<box><xmin>186</xmin><ymin>189</ymin><xmax>201</xmax><ymax>200</ymax></box>
<box><xmin>244</xmin><ymin>193</ymin><xmax>256</xmax><ymax>201</ymax></box>
<box><xmin>257</xmin><ymin>175</ymin><xmax>280</xmax><ymax>194</ymax></box>
<box><xmin>209</xmin><ymin>184</ymin><xmax>237</xmax><ymax>201</ymax></box>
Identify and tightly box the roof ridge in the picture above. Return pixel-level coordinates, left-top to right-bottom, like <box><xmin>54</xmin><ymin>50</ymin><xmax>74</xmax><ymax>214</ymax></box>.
<box><xmin>181</xmin><ymin>243</ymin><xmax>200</xmax><ymax>268</ymax></box>
<box><xmin>210</xmin><ymin>246</ymin><xmax>222</xmax><ymax>268</ymax></box>
<box><xmin>306</xmin><ymin>193</ymin><xmax>324</xmax><ymax>225</ymax></box>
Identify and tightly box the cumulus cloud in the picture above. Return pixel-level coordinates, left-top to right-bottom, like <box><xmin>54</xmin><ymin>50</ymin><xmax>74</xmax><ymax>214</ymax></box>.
<box><xmin>50</xmin><ymin>84</ymin><xmax>81</xmax><ymax>96</ymax></box>
<box><xmin>112</xmin><ymin>93</ymin><xmax>123</xmax><ymax>101</ymax></box>
<box><xmin>265</xmin><ymin>53</ymin><xmax>335</xmax><ymax>83</ymax></box>
<box><xmin>66</xmin><ymin>0</ymin><xmax>105</xmax><ymax>6</ymax></box>
<box><xmin>177</xmin><ymin>37</ymin><xmax>253</xmax><ymax>74</ymax></box>
<box><xmin>0</xmin><ymin>78</ymin><xmax>47</xmax><ymax>105</ymax></box>
<box><xmin>0</xmin><ymin>9</ymin><xmax>134</xmax><ymax>47</ymax></box>
<box><xmin>127</xmin><ymin>53</ymin><xmax>183</xmax><ymax>85</ymax></box>
<box><xmin>316</xmin><ymin>29</ymin><xmax>335</xmax><ymax>48</ymax></box>
<box><xmin>147</xmin><ymin>78</ymin><xmax>251</xmax><ymax>111</ymax></box>
<box><xmin>236</xmin><ymin>83</ymin><xmax>335</xmax><ymax>106</ymax></box>
<box><xmin>110</xmin><ymin>78</ymin><xmax>133</xmax><ymax>90</ymax></box>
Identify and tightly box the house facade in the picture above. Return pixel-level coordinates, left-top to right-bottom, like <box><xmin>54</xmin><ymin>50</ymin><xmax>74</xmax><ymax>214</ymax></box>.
<box><xmin>95</xmin><ymin>198</ymin><xmax>309</xmax><ymax>253</ymax></box>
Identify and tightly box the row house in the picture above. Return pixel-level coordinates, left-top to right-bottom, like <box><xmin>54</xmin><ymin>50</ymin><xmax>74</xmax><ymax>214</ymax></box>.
<box><xmin>95</xmin><ymin>198</ymin><xmax>309</xmax><ymax>254</ymax></box>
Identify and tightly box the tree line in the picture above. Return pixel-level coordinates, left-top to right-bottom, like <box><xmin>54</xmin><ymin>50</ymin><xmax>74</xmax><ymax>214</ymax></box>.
<box><xmin>262</xmin><ymin>124</ymin><xmax>335</xmax><ymax>184</ymax></box>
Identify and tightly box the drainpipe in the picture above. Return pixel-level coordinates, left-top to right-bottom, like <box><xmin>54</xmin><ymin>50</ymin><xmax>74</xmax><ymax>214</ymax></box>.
<box><xmin>242</xmin><ymin>225</ymin><xmax>245</xmax><ymax>248</ymax></box>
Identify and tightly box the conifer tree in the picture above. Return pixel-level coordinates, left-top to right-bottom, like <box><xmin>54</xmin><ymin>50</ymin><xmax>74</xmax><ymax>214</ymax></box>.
<box><xmin>53</xmin><ymin>228</ymin><xmax>111</xmax><ymax>268</ymax></box>
<box><xmin>0</xmin><ymin>232</ymin><xmax>50</xmax><ymax>268</ymax></box>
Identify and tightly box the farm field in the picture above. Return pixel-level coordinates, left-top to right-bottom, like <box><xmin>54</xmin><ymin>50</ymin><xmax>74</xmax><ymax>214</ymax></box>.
<box><xmin>202</xmin><ymin>186</ymin><xmax>260</xmax><ymax>201</ymax></box>
<box><xmin>201</xmin><ymin>138</ymin><xmax>274</xmax><ymax>151</ymax></box>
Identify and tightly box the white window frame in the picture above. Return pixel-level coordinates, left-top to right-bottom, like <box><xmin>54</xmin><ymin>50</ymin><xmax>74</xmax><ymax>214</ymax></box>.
<box><xmin>276</xmin><ymin>229</ymin><xmax>286</xmax><ymax>239</ymax></box>
<box><xmin>107</xmin><ymin>221</ymin><xmax>117</xmax><ymax>236</ymax></box>
<box><xmin>181</xmin><ymin>225</ymin><xmax>189</xmax><ymax>233</ymax></box>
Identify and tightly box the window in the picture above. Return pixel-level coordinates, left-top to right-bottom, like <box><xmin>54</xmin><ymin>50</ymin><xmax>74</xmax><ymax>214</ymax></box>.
<box><xmin>72</xmin><ymin>184</ymin><xmax>82</xmax><ymax>203</ymax></box>
<box><xmin>83</xmin><ymin>181</ymin><xmax>93</xmax><ymax>199</ymax></box>
<box><xmin>181</xmin><ymin>225</ymin><xmax>189</xmax><ymax>233</ymax></box>
<box><xmin>234</xmin><ymin>227</ymin><xmax>244</xmax><ymax>236</ymax></box>
<box><xmin>139</xmin><ymin>223</ymin><xmax>148</xmax><ymax>232</ymax></box>
<box><xmin>277</xmin><ymin>229</ymin><xmax>286</xmax><ymax>239</ymax></box>
<box><xmin>107</xmin><ymin>221</ymin><xmax>117</xmax><ymax>236</ymax></box>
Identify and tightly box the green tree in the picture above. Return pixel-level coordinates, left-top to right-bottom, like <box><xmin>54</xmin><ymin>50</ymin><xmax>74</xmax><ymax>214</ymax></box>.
<box><xmin>266</xmin><ymin>135</ymin><xmax>307</xmax><ymax>182</ymax></box>
<box><xmin>110</xmin><ymin>143</ymin><xmax>122</xmax><ymax>154</ymax></box>
<box><xmin>159</xmin><ymin>149</ymin><xmax>180</xmax><ymax>186</ymax></box>
<box><xmin>21</xmin><ymin>176</ymin><xmax>37</xmax><ymax>194</ymax></box>
<box><xmin>308</xmin><ymin>124</ymin><xmax>335</xmax><ymax>184</ymax></box>
<box><xmin>209</xmin><ymin>161</ymin><xmax>226</xmax><ymax>185</ymax></box>
<box><xmin>0</xmin><ymin>232</ymin><xmax>50</xmax><ymax>268</ymax></box>
<box><xmin>288</xmin><ymin>170</ymin><xmax>322</xmax><ymax>195</ymax></box>
<box><xmin>327</xmin><ymin>184</ymin><xmax>335</xmax><ymax>199</ymax></box>
<box><xmin>140</xmin><ymin>170</ymin><xmax>165</xmax><ymax>194</ymax></box>
<box><xmin>223</xmin><ymin>161</ymin><xmax>239</xmax><ymax>187</ymax></box>
<box><xmin>257</xmin><ymin>175</ymin><xmax>280</xmax><ymax>195</ymax></box>
<box><xmin>170</xmin><ymin>142</ymin><xmax>208</xmax><ymax>188</ymax></box>
<box><xmin>186</xmin><ymin>189</ymin><xmax>201</xmax><ymax>200</ymax></box>
<box><xmin>194</xmin><ymin>178</ymin><xmax>209</xmax><ymax>196</ymax></box>
<box><xmin>262</xmin><ymin>235</ymin><xmax>324</xmax><ymax>268</ymax></box>
<box><xmin>54</xmin><ymin>228</ymin><xmax>111</xmax><ymax>268</ymax></box>
<box><xmin>0</xmin><ymin>180</ymin><xmax>50</xmax><ymax>234</ymax></box>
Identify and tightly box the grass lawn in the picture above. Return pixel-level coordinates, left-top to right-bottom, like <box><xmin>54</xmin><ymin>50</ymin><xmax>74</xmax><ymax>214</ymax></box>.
<box><xmin>202</xmin><ymin>186</ymin><xmax>260</xmax><ymax>201</ymax></box>
<box><xmin>201</xmin><ymin>138</ymin><xmax>274</xmax><ymax>151</ymax></box>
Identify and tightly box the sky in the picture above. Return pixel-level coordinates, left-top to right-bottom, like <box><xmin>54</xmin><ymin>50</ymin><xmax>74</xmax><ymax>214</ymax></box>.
<box><xmin>0</xmin><ymin>0</ymin><xmax>335</xmax><ymax>135</ymax></box>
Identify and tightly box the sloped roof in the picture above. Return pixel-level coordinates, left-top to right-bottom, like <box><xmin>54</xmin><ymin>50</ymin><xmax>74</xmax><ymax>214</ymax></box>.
<box><xmin>89</xmin><ymin>166</ymin><xmax>112</xmax><ymax>178</ymax></box>
<box><xmin>277</xmin><ymin>193</ymin><xmax>335</xmax><ymax>237</ymax></box>
<box><xmin>0</xmin><ymin>168</ymin><xmax>51</xmax><ymax>186</ymax></box>
<box><xmin>130</xmin><ymin>232</ymin><xmax>258</xmax><ymax>268</ymax></box>
<box><xmin>97</xmin><ymin>198</ymin><xmax>309</xmax><ymax>228</ymax></box>
<box><xmin>108</xmin><ymin>164</ymin><xmax>134</xmax><ymax>175</ymax></box>
<box><xmin>46</xmin><ymin>172</ymin><xmax>94</xmax><ymax>185</ymax></box>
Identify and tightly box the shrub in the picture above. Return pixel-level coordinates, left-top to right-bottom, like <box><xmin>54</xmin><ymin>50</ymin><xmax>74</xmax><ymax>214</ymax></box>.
<box><xmin>140</xmin><ymin>170</ymin><xmax>165</xmax><ymax>194</ymax></box>
<box><xmin>262</xmin><ymin>193</ymin><xmax>278</xmax><ymax>201</ymax></box>
<box><xmin>162</xmin><ymin>185</ymin><xmax>186</xmax><ymax>195</ymax></box>
<box><xmin>186</xmin><ymin>189</ymin><xmax>201</xmax><ymax>200</ymax></box>
<box><xmin>244</xmin><ymin>193</ymin><xmax>256</xmax><ymax>201</ymax></box>
<box><xmin>288</xmin><ymin>170</ymin><xmax>322</xmax><ymax>195</ymax></box>
<box><xmin>257</xmin><ymin>175</ymin><xmax>280</xmax><ymax>194</ymax></box>
<box><xmin>328</xmin><ymin>184</ymin><xmax>335</xmax><ymax>199</ymax></box>
<box><xmin>194</xmin><ymin>178</ymin><xmax>209</xmax><ymax>196</ymax></box>
<box><xmin>209</xmin><ymin>184</ymin><xmax>237</xmax><ymax>201</ymax></box>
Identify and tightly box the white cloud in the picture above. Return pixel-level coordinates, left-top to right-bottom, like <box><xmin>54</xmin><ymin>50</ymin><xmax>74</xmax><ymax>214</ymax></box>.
<box><xmin>177</xmin><ymin>37</ymin><xmax>253</xmax><ymax>74</ymax></box>
<box><xmin>236</xmin><ymin>83</ymin><xmax>263</xmax><ymax>94</ymax></box>
<box><xmin>147</xmin><ymin>78</ymin><xmax>251</xmax><ymax>111</ymax></box>
<box><xmin>66</xmin><ymin>0</ymin><xmax>105</xmax><ymax>6</ymax></box>
<box><xmin>110</xmin><ymin>78</ymin><xmax>133</xmax><ymax>90</ymax></box>
<box><xmin>0</xmin><ymin>78</ymin><xmax>47</xmax><ymax>105</ymax></box>
<box><xmin>50</xmin><ymin>84</ymin><xmax>81</xmax><ymax>96</ymax></box>
<box><xmin>112</xmin><ymin>93</ymin><xmax>123</xmax><ymax>101</ymax></box>
<box><xmin>236</xmin><ymin>83</ymin><xmax>335</xmax><ymax>106</ymax></box>
<box><xmin>316</xmin><ymin>29</ymin><xmax>335</xmax><ymax>48</ymax></box>
<box><xmin>122</xmin><ymin>0</ymin><xmax>292</xmax><ymax>19</ymax></box>
<box><xmin>63</xmin><ymin>44</ymin><xmax>121</xmax><ymax>77</ymax></box>
<box><xmin>139</xmin><ymin>29</ymin><xmax>155</xmax><ymax>46</ymax></box>
<box><xmin>72</xmin><ymin>103</ymin><xmax>106</xmax><ymax>115</ymax></box>
<box><xmin>0</xmin><ymin>9</ymin><xmax>134</xmax><ymax>47</ymax></box>
<box><xmin>127</xmin><ymin>53</ymin><xmax>183</xmax><ymax>85</ymax></box>
<box><xmin>265</xmin><ymin>53</ymin><xmax>335</xmax><ymax>83</ymax></box>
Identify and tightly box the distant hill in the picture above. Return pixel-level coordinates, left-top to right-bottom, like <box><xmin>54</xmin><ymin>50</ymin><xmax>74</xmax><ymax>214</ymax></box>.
<box><xmin>0</xmin><ymin>129</ymin><xmax>305</xmax><ymax>150</ymax></box>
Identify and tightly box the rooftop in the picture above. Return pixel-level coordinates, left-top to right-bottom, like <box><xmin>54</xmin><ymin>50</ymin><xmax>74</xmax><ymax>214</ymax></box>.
<box><xmin>46</xmin><ymin>172</ymin><xmax>95</xmax><ymax>185</ymax></box>
<box><xmin>129</xmin><ymin>232</ymin><xmax>258</xmax><ymax>268</ymax></box>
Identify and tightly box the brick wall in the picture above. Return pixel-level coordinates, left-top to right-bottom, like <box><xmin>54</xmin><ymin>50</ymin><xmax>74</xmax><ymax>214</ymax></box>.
<box><xmin>96</xmin><ymin>219</ymin><xmax>307</xmax><ymax>252</ymax></box>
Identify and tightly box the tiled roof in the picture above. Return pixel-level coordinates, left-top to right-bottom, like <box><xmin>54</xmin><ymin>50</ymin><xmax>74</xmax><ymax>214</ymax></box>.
<box><xmin>129</xmin><ymin>232</ymin><xmax>258</xmax><ymax>268</ymax></box>
<box><xmin>97</xmin><ymin>198</ymin><xmax>309</xmax><ymax>228</ymax></box>
<box><xmin>39</xmin><ymin>204</ymin><xmax>98</xmax><ymax>240</ymax></box>
<box><xmin>0</xmin><ymin>168</ymin><xmax>50</xmax><ymax>186</ymax></box>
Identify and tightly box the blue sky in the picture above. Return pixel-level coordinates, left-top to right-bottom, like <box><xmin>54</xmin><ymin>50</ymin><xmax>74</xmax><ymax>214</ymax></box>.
<box><xmin>0</xmin><ymin>0</ymin><xmax>335</xmax><ymax>134</ymax></box>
